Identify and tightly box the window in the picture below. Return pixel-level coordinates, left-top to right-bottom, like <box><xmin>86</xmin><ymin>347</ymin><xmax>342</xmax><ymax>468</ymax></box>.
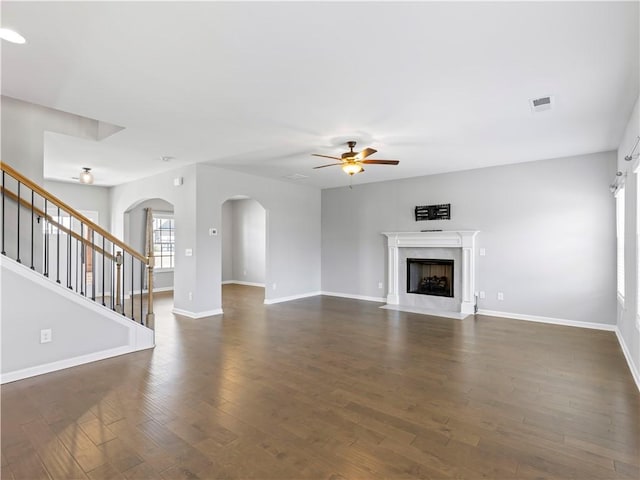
<box><xmin>152</xmin><ymin>215</ymin><xmax>174</xmax><ymax>269</ymax></box>
<box><xmin>616</xmin><ymin>186</ymin><xmax>625</xmax><ymax>303</ymax></box>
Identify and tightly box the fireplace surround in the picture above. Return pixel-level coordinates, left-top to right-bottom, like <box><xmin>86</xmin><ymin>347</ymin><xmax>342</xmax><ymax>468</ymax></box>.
<box><xmin>382</xmin><ymin>231</ymin><xmax>479</xmax><ymax>316</ymax></box>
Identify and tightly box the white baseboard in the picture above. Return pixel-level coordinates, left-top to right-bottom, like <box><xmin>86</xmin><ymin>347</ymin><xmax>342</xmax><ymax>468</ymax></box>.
<box><xmin>152</xmin><ymin>286</ymin><xmax>174</xmax><ymax>293</ymax></box>
<box><xmin>264</xmin><ymin>291</ymin><xmax>321</xmax><ymax>305</ymax></box>
<box><xmin>321</xmin><ymin>291</ymin><xmax>386</xmax><ymax>303</ymax></box>
<box><xmin>615</xmin><ymin>327</ymin><xmax>640</xmax><ymax>392</ymax></box>
<box><xmin>0</xmin><ymin>343</ymin><xmax>152</xmax><ymax>384</ymax></box>
<box><xmin>222</xmin><ymin>280</ymin><xmax>265</xmax><ymax>287</ymax></box>
<box><xmin>171</xmin><ymin>307</ymin><xmax>223</xmax><ymax>318</ymax></box>
<box><xmin>477</xmin><ymin>309</ymin><xmax>616</xmax><ymax>331</ymax></box>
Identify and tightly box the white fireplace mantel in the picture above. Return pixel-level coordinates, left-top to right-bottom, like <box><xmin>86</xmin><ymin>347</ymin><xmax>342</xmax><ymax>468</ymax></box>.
<box><xmin>382</xmin><ymin>231</ymin><xmax>479</xmax><ymax>315</ymax></box>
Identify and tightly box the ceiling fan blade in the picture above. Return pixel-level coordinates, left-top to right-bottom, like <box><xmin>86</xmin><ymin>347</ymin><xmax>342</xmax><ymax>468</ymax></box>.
<box><xmin>361</xmin><ymin>159</ymin><xmax>400</xmax><ymax>165</ymax></box>
<box><xmin>311</xmin><ymin>153</ymin><xmax>342</xmax><ymax>161</ymax></box>
<box><xmin>313</xmin><ymin>163</ymin><xmax>343</xmax><ymax>169</ymax></box>
<box><xmin>355</xmin><ymin>147</ymin><xmax>377</xmax><ymax>160</ymax></box>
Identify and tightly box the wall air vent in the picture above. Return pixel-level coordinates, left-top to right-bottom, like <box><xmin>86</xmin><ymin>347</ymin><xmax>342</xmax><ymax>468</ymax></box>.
<box><xmin>530</xmin><ymin>95</ymin><xmax>554</xmax><ymax>113</ymax></box>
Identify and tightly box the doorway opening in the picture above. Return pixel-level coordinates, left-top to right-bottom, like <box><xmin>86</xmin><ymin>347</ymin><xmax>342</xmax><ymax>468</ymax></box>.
<box><xmin>221</xmin><ymin>197</ymin><xmax>266</xmax><ymax>308</ymax></box>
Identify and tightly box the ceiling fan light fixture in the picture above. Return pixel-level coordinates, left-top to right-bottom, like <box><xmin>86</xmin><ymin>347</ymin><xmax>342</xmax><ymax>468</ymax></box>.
<box><xmin>79</xmin><ymin>167</ymin><xmax>94</xmax><ymax>184</ymax></box>
<box><xmin>342</xmin><ymin>163</ymin><xmax>363</xmax><ymax>176</ymax></box>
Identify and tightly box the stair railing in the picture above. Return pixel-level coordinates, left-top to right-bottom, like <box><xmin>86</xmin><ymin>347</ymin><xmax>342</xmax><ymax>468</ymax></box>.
<box><xmin>0</xmin><ymin>162</ymin><xmax>155</xmax><ymax>329</ymax></box>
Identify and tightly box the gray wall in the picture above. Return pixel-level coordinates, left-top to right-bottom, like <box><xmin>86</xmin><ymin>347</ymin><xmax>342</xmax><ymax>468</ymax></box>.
<box><xmin>43</xmin><ymin>180</ymin><xmax>111</xmax><ymax>230</ymax></box>
<box><xmin>222</xmin><ymin>199</ymin><xmax>266</xmax><ymax>285</ymax></box>
<box><xmin>1</xmin><ymin>97</ymin><xmax>105</xmax><ymax>272</ymax></box>
<box><xmin>617</xmin><ymin>94</ymin><xmax>640</xmax><ymax>382</ymax></box>
<box><xmin>221</xmin><ymin>201</ymin><xmax>234</xmax><ymax>281</ymax></box>
<box><xmin>1</xmin><ymin>96</ymin><xmax>102</xmax><ymax>184</ymax></box>
<box><xmin>1</xmin><ymin>260</ymin><xmax>129</xmax><ymax>375</ymax></box>
<box><xmin>322</xmin><ymin>151</ymin><xmax>616</xmax><ymax>325</ymax></box>
<box><xmin>110</xmin><ymin>163</ymin><xmax>321</xmax><ymax>314</ymax></box>
<box><xmin>124</xmin><ymin>198</ymin><xmax>174</xmax><ymax>290</ymax></box>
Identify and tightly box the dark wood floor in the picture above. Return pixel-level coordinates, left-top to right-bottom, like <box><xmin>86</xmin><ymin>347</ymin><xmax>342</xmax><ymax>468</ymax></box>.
<box><xmin>2</xmin><ymin>284</ymin><xmax>638</xmax><ymax>479</ymax></box>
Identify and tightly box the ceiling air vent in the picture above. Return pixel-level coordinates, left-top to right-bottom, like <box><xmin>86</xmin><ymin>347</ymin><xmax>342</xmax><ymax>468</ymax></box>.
<box><xmin>530</xmin><ymin>95</ymin><xmax>554</xmax><ymax>113</ymax></box>
<box><xmin>283</xmin><ymin>173</ymin><xmax>308</xmax><ymax>181</ymax></box>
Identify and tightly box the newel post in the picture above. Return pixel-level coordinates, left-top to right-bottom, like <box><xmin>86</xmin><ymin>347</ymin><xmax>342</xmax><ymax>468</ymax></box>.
<box><xmin>146</xmin><ymin>254</ymin><xmax>155</xmax><ymax>330</ymax></box>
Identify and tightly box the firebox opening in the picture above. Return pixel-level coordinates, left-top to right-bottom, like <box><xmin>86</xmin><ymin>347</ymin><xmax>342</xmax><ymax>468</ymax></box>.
<box><xmin>407</xmin><ymin>258</ymin><xmax>454</xmax><ymax>297</ymax></box>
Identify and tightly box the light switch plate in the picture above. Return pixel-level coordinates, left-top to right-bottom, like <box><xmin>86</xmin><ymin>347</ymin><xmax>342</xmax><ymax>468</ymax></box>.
<box><xmin>185</xmin><ymin>248</ymin><xmax>193</xmax><ymax>256</ymax></box>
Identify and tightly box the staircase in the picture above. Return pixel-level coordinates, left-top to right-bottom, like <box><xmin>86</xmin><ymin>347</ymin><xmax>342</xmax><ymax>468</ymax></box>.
<box><xmin>0</xmin><ymin>162</ymin><xmax>156</xmax><ymax>383</ymax></box>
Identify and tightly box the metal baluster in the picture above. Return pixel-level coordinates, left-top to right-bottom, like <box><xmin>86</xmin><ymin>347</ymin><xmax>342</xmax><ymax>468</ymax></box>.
<box><xmin>116</xmin><ymin>250</ymin><xmax>122</xmax><ymax>313</ymax></box>
<box><xmin>130</xmin><ymin>253</ymin><xmax>134</xmax><ymax>321</ymax></box>
<box><xmin>102</xmin><ymin>236</ymin><xmax>106</xmax><ymax>306</ymax></box>
<box><xmin>76</xmin><ymin>230</ymin><xmax>79</xmax><ymax>293</ymax></box>
<box><xmin>44</xmin><ymin>199</ymin><xmax>48</xmax><ymax>276</ymax></box>
<box><xmin>30</xmin><ymin>189</ymin><xmax>35</xmax><ymax>269</ymax></box>
<box><xmin>80</xmin><ymin>223</ymin><xmax>85</xmax><ymax>295</ymax></box>
<box><xmin>67</xmin><ymin>214</ymin><xmax>72</xmax><ymax>288</ymax></box>
<box><xmin>55</xmin><ymin>205</ymin><xmax>60</xmax><ymax>282</ymax></box>
<box><xmin>121</xmin><ymin>252</ymin><xmax>126</xmax><ymax>316</ymax></box>
<box><xmin>1</xmin><ymin>170</ymin><xmax>5</xmax><ymax>255</ymax></box>
<box><xmin>16</xmin><ymin>182</ymin><xmax>21</xmax><ymax>263</ymax></box>
<box><xmin>91</xmin><ymin>230</ymin><xmax>96</xmax><ymax>301</ymax></box>
<box><xmin>111</xmin><ymin>243</ymin><xmax>116</xmax><ymax>310</ymax></box>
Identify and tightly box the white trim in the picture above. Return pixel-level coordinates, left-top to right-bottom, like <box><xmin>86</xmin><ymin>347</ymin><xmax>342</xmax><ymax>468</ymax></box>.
<box><xmin>321</xmin><ymin>291</ymin><xmax>385</xmax><ymax>303</ymax></box>
<box><xmin>153</xmin><ymin>286</ymin><xmax>174</xmax><ymax>293</ymax></box>
<box><xmin>1</xmin><ymin>344</ymin><xmax>150</xmax><ymax>384</ymax></box>
<box><xmin>221</xmin><ymin>280</ymin><xmax>265</xmax><ymax>287</ymax></box>
<box><xmin>171</xmin><ymin>307</ymin><xmax>223</xmax><ymax>318</ymax></box>
<box><xmin>477</xmin><ymin>309</ymin><xmax>616</xmax><ymax>331</ymax></box>
<box><xmin>124</xmin><ymin>286</ymin><xmax>173</xmax><ymax>299</ymax></box>
<box><xmin>264</xmin><ymin>291</ymin><xmax>321</xmax><ymax>305</ymax></box>
<box><xmin>382</xmin><ymin>231</ymin><xmax>479</xmax><ymax>314</ymax></box>
<box><xmin>615</xmin><ymin>327</ymin><xmax>640</xmax><ymax>392</ymax></box>
<box><xmin>617</xmin><ymin>292</ymin><xmax>625</xmax><ymax>308</ymax></box>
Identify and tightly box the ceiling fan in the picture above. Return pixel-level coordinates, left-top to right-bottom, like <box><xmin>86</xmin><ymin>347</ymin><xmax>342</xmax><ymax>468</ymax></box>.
<box><xmin>312</xmin><ymin>141</ymin><xmax>399</xmax><ymax>176</ymax></box>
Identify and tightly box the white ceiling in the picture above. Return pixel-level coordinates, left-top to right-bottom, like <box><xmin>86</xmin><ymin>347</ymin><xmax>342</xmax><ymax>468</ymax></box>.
<box><xmin>2</xmin><ymin>1</ymin><xmax>638</xmax><ymax>189</ymax></box>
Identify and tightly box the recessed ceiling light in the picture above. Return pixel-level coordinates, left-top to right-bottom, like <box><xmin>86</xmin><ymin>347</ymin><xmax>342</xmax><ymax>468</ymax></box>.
<box><xmin>161</xmin><ymin>156</ymin><xmax>174</xmax><ymax>162</ymax></box>
<box><xmin>0</xmin><ymin>28</ymin><xmax>26</xmax><ymax>44</ymax></box>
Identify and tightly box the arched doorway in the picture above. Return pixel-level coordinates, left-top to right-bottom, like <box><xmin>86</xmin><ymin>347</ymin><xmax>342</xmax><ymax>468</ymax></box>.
<box><xmin>123</xmin><ymin>197</ymin><xmax>175</xmax><ymax>321</ymax></box>
<box><xmin>221</xmin><ymin>196</ymin><xmax>267</xmax><ymax>306</ymax></box>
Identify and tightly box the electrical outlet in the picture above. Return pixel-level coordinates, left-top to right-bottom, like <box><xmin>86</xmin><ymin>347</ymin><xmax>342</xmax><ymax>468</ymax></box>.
<box><xmin>185</xmin><ymin>248</ymin><xmax>193</xmax><ymax>257</ymax></box>
<box><xmin>479</xmin><ymin>248</ymin><xmax>486</xmax><ymax>256</ymax></box>
<box><xmin>40</xmin><ymin>329</ymin><xmax>52</xmax><ymax>344</ymax></box>
<box><xmin>188</xmin><ymin>292</ymin><xmax>193</xmax><ymax>301</ymax></box>
<box><xmin>243</xmin><ymin>270</ymin><xmax>247</xmax><ymax>276</ymax></box>
<box><xmin>378</xmin><ymin>282</ymin><xmax>383</xmax><ymax>289</ymax></box>
<box><xmin>479</xmin><ymin>291</ymin><xmax>486</xmax><ymax>299</ymax></box>
<box><xmin>272</xmin><ymin>283</ymin><xmax>277</xmax><ymax>291</ymax></box>
<box><xmin>497</xmin><ymin>292</ymin><xmax>504</xmax><ymax>301</ymax></box>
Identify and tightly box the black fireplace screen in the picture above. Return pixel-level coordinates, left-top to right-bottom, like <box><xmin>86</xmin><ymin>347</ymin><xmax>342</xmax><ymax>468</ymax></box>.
<box><xmin>406</xmin><ymin>258</ymin><xmax>454</xmax><ymax>297</ymax></box>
